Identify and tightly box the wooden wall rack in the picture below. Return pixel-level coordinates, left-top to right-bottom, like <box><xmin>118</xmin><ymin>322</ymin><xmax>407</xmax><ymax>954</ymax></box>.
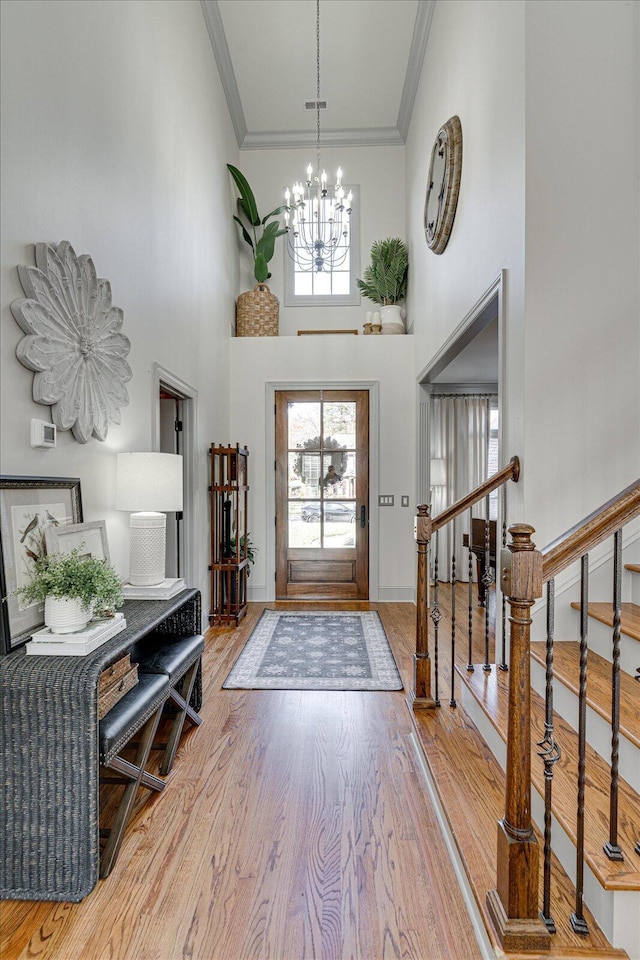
<box><xmin>209</xmin><ymin>444</ymin><xmax>249</xmax><ymax>625</ymax></box>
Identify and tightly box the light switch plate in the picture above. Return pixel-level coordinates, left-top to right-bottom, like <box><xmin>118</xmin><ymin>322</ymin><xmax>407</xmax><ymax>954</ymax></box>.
<box><xmin>379</xmin><ymin>495</ymin><xmax>394</xmax><ymax>506</ymax></box>
<box><xmin>401</xmin><ymin>495</ymin><xmax>410</xmax><ymax>507</ymax></box>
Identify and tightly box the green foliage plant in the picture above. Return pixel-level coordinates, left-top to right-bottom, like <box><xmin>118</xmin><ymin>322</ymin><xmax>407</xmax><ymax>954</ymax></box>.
<box><xmin>356</xmin><ymin>237</ymin><xmax>408</xmax><ymax>305</ymax></box>
<box><xmin>15</xmin><ymin>547</ymin><xmax>123</xmax><ymax>615</ymax></box>
<box><xmin>227</xmin><ymin>164</ymin><xmax>287</xmax><ymax>284</ymax></box>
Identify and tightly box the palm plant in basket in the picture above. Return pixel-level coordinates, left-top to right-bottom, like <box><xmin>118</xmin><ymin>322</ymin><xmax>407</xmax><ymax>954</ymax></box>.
<box><xmin>227</xmin><ymin>164</ymin><xmax>287</xmax><ymax>336</ymax></box>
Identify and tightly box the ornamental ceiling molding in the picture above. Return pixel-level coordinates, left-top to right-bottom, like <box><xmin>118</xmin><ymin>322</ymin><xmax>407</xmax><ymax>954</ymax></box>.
<box><xmin>11</xmin><ymin>242</ymin><xmax>132</xmax><ymax>444</ymax></box>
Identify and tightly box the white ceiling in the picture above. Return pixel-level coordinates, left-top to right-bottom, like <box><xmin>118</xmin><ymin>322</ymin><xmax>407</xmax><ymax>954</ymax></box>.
<box><xmin>201</xmin><ymin>0</ymin><xmax>435</xmax><ymax>149</ymax></box>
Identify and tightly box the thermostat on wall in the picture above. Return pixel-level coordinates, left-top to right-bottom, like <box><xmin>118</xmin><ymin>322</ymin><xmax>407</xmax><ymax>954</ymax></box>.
<box><xmin>30</xmin><ymin>419</ymin><xmax>56</xmax><ymax>448</ymax></box>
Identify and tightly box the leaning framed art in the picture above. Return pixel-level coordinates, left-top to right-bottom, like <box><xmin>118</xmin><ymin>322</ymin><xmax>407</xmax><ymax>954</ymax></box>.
<box><xmin>0</xmin><ymin>476</ymin><xmax>83</xmax><ymax>654</ymax></box>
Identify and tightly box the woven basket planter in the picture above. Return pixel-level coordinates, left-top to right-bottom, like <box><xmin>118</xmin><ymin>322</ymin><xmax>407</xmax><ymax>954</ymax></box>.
<box><xmin>236</xmin><ymin>284</ymin><xmax>279</xmax><ymax>337</ymax></box>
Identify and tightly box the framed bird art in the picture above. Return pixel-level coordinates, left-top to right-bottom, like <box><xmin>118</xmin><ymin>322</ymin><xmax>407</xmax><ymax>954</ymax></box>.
<box><xmin>0</xmin><ymin>476</ymin><xmax>83</xmax><ymax>654</ymax></box>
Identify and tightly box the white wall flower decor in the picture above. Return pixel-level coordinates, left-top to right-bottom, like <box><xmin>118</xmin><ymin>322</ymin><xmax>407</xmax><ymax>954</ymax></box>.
<box><xmin>11</xmin><ymin>242</ymin><xmax>132</xmax><ymax>443</ymax></box>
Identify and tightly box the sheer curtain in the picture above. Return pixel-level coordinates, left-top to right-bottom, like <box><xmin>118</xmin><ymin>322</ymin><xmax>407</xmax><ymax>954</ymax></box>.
<box><xmin>430</xmin><ymin>395</ymin><xmax>495</xmax><ymax>581</ymax></box>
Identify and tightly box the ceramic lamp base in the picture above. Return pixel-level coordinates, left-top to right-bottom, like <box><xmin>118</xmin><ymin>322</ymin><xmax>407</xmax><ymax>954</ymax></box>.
<box><xmin>129</xmin><ymin>512</ymin><xmax>166</xmax><ymax>586</ymax></box>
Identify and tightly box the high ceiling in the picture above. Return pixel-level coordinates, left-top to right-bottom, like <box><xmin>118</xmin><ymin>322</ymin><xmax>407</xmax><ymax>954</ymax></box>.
<box><xmin>200</xmin><ymin>0</ymin><xmax>435</xmax><ymax>149</ymax></box>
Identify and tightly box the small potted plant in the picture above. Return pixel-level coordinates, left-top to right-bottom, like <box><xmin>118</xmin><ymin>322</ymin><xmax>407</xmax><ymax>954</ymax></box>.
<box><xmin>227</xmin><ymin>163</ymin><xmax>287</xmax><ymax>336</ymax></box>
<box><xmin>15</xmin><ymin>547</ymin><xmax>123</xmax><ymax>634</ymax></box>
<box><xmin>357</xmin><ymin>237</ymin><xmax>408</xmax><ymax>334</ymax></box>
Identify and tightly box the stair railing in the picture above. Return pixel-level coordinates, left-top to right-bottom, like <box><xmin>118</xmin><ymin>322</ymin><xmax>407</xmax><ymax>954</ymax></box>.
<box><xmin>486</xmin><ymin>478</ymin><xmax>640</xmax><ymax>953</ymax></box>
<box><xmin>410</xmin><ymin>455</ymin><xmax>520</xmax><ymax>710</ymax></box>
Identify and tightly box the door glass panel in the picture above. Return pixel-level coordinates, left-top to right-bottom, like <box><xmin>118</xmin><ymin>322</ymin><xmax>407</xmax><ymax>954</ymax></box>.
<box><xmin>290</xmin><ymin>451</ymin><xmax>321</xmax><ymax>498</ymax></box>
<box><xmin>322</xmin><ymin>451</ymin><xmax>355</xmax><ymax>499</ymax></box>
<box><xmin>288</xmin><ymin>501</ymin><xmax>320</xmax><ymax>548</ymax></box>
<box><xmin>322</xmin><ymin>502</ymin><xmax>356</xmax><ymax>548</ymax></box>
<box><xmin>288</xmin><ymin>402</ymin><xmax>321</xmax><ymax>449</ymax></box>
<box><xmin>323</xmin><ymin>401</ymin><xmax>356</xmax><ymax>443</ymax></box>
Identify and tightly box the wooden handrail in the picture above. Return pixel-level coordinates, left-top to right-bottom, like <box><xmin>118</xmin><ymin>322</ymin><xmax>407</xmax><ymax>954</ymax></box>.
<box><xmin>542</xmin><ymin>478</ymin><xmax>640</xmax><ymax>582</ymax></box>
<box><xmin>432</xmin><ymin>456</ymin><xmax>520</xmax><ymax>532</ymax></box>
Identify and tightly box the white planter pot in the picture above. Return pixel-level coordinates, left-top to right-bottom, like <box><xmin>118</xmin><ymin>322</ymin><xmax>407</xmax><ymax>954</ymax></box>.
<box><xmin>44</xmin><ymin>596</ymin><xmax>93</xmax><ymax>634</ymax></box>
<box><xmin>379</xmin><ymin>304</ymin><xmax>405</xmax><ymax>334</ymax></box>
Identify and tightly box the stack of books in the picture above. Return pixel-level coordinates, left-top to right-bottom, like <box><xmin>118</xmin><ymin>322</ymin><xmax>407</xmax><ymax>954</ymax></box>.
<box><xmin>26</xmin><ymin>612</ymin><xmax>127</xmax><ymax>656</ymax></box>
<box><xmin>121</xmin><ymin>578</ymin><xmax>186</xmax><ymax>600</ymax></box>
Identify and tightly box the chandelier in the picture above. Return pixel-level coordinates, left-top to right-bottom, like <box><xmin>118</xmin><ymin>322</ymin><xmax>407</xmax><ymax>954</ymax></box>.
<box><xmin>284</xmin><ymin>0</ymin><xmax>353</xmax><ymax>274</ymax></box>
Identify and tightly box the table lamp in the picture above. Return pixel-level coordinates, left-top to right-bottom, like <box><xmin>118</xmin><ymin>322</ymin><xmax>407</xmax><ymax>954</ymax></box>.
<box><xmin>116</xmin><ymin>452</ymin><xmax>183</xmax><ymax>586</ymax></box>
<box><xmin>430</xmin><ymin>458</ymin><xmax>446</xmax><ymax>502</ymax></box>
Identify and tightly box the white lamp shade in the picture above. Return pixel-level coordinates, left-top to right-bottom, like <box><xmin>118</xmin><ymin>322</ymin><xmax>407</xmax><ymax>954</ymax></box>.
<box><xmin>429</xmin><ymin>458</ymin><xmax>446</xmax><ymax>487</ymax></box>
<box><xmin>116</xmin><ymin>452</ymin><xmax>183</xmax><ymax>513</ymax></box>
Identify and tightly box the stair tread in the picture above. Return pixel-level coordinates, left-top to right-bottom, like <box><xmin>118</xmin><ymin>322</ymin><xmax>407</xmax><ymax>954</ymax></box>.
<box><xmin>530</xmin><ymin>642</ymin><xmax>640</xmax><ymax>750</ymax></box>
<box><xmin>462</xmin><ymin>665</ymin><xmax>640</xmax><ymax>891</ymax></box>
<box><xmin>409</xmin><ymin>703</ymin><xmax>628</xmax><ymax>959</ymax></box>
<box><xmin>570</xmin><ymin>601</ymin><xmax>640</xmax><ymax>642</ymax></box>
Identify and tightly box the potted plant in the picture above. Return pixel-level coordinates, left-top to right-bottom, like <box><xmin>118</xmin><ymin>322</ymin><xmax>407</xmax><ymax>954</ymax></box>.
<box><xmin>15</xmin><ymin>547</ymin><xmax>123</xmax><ymax>634</ymax></box>
<box><xmin>357</xmin><ymin>237</ymin><xmax>408</xmax><ymax>334</ymax></box>
<box><xmin>227</xmin><ymin>164</ymin><xmax>287</xmax><ymax>336</ymax></box>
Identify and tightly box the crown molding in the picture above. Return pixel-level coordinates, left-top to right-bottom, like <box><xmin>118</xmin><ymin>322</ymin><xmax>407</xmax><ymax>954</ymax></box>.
<box><xmin>397</xmin><ymin>0</ymin><xmax>436</xmax><ymax>141</ymax></box>
<box><xmin>199</xmin><ymin>0</ymin><xmax>247</xmax><ymax>148</ymax></box>
<box><xmin>241</xmin><ymin>127</ymin><xmax>405</xmax><ymax>150</ymax></box>
<box><xmin>202</xmin><ymin>0</ymin><xmax>434</xmax><ymax>152</ymax></box>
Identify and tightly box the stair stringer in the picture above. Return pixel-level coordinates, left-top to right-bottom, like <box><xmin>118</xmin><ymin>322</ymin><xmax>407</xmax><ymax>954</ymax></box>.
<box><xmin>459</xmin><ymin>680</ymin><xmax>640</xmax><ymax>958</ymax></box>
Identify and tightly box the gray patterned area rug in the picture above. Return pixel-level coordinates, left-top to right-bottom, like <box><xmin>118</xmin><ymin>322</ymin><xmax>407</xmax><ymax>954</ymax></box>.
<box><xmin>223</xmin><ymin>610</ymin><xmax>403</xmax><ymax>691</ymax></box>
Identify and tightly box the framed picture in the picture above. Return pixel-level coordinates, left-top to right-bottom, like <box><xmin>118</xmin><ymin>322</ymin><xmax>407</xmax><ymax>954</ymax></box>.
<box><xmin>45</xmin><ymin>520</ymin><xmax>110</xmax><ymax>564</ymax></box>
<box><xmin>0</xmin><ymin>477</ymin><xmax>83</xmax><ymax>654</ymax></box>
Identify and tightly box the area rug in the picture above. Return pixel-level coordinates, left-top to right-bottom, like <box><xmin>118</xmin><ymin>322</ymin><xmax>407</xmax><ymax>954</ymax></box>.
<box><xmin>223</xmin><ymin>610</ymin><xmax>403</xmax><ymax>691</ymax></box>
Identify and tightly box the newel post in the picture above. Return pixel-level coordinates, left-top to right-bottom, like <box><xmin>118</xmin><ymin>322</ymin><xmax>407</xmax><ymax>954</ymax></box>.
<box><xmin>409</xmin><ymin>504</ymin><xmax>437</xmax><ymax>710</ymax></box>
<box><xmin>486</xmin><ymin>524</ymin><xmax>551</xmax><ymax>953</ymax></box>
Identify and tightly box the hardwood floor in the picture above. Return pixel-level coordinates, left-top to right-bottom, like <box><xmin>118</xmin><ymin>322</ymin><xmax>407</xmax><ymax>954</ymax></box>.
<box><xmin>0</xmin><ymin>603</ymin><xmax>484</xmax><ymax>960</ymax></box>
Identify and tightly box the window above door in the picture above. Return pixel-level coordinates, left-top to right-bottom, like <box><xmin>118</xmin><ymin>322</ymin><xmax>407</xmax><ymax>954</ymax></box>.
<box><xmin>283</xmin><ymin>185</ymin><xmax>360</xmax><ymax>307</ymax></box>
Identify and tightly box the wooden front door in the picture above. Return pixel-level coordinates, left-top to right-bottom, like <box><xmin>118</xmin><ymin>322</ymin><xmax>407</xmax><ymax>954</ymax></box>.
<box><xmin>275</xmin><ymin>390</ymin><xmax>369</xmax><ymax>600</ymax></box>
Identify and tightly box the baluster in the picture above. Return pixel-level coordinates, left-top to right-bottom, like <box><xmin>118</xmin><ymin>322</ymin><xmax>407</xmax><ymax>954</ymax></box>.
<box><xmin>450</xmin><ymin>519</ymin><xmax>457</xmax><ymax>707</ymax></box>
<box><xmin>571</xmin><ymin>554</ymin><xmax>589</xmax><ymax>936</ymax></box>
<box><xmin>467</xmin><ymin>508</ymin><xmax>474</xmax><ymax>671</ymax></box>
<box><xmin>604</xmin><ymin>529</ymin><xmax>624</xmax><ymax>861</ymax></box>
<box><xmin>499</xmin><ymin>483</ymin><xmax>508</xmax><ymax>670</ymax></box>
<box><xmin>431</xmin><ymin>531</ymin><xmax>441</xmax><ymax>706</ymax></box>
<box><xmin>483</xmin><ymin>494</ymin><xmax>493</xmax><ymax>671</ymax></box>
<box><xmin>537</xmin><ymin>578</ymin><xmax>561</xmax><ymax>934</ymax></box>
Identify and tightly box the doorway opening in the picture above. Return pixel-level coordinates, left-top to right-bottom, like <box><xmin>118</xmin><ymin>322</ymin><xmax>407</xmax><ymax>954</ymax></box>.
<box><xmin>152</xmin><ymin>364</ymin><xmax>198</xmax><ymax>589</ymax></box>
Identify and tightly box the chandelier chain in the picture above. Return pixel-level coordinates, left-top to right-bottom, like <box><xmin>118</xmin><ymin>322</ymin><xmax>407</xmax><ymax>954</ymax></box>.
<box><xmin>283</xmin><ymin>0</ymin><xmax>353</xmax><ymax>275</ymax></box>
<box><xmin>316</xmin><ymin>0</ymin><xmax>321</xmax><ymax>174</ymax></box>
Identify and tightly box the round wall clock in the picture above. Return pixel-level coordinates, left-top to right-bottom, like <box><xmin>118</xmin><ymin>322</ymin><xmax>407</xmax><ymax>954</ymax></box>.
<box><xmin>424</xmin><ymin>115</ymin><xmax>463</xmax><ymax>255</ymax></box>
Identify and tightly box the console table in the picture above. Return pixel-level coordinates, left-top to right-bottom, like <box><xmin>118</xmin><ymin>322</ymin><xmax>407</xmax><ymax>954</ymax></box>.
<box><xmin>0</xmin><ymin>589</ymin><xmax>201</xmax><ymax>902</ymax></box>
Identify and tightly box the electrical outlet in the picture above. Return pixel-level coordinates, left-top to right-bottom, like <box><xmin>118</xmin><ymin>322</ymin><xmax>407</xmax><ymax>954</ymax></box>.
<box><xmin>378</xmin><ymin>495</ymin><xmax>394</xmax><ymax>506</ymax></box>
<box><xmin>401</xmin><ymin>495</ymin><xmax>410</xmax><ymax>507</ymax></box>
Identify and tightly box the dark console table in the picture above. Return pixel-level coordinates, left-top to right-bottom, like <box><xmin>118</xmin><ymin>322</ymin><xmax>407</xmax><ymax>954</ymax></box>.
<box><xmin>0</xmin><ymin>589</ymin><xmax>201</xmax><ymax>902</ymax></box>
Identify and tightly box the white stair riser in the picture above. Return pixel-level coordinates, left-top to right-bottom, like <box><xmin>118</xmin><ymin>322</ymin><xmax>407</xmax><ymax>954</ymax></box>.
<box><xmin>530</xmin><ymin>657</ymin><xmax>639</xmax><ymax>793</ymax></box>
<box><xmin>459</xmin><ymin>685</ymin><xmax>640</xmax><ymax>958</ymax></box>
<box><xmin>567</xmin><ymin>611</ymin><xmax>639</xmax><ymax>676</ymax></box>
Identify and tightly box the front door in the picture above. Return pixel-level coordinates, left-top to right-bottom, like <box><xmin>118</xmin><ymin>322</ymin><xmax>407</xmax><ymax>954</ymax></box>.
<box><xmin>275</xmin><ymin>390</ymin><xmax>369</xmax><ymax>600</ymax></box>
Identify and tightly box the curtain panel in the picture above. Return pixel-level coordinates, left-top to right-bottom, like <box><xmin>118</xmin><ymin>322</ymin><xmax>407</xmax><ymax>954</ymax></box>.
<box><xmin>429</xmin><ymin>395</ymin><xmax>495</xmax><ymax>582</ymax></box>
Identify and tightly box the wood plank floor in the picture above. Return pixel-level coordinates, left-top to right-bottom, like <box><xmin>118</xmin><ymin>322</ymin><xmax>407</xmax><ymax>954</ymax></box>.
<box><xmin>0</xmin><ymin>602</ymin><xmax>484</xmax><ymax>960</ymax></box>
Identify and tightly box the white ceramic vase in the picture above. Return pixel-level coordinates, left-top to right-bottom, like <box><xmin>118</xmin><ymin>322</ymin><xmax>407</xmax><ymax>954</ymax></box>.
<box><xmin>379</xmin><ymin>304</ymin><xmax>405</xmax><ymax>335</ymax></box>
<box><xmin>44</xmin><ymin>596</ymin><xmax>93</xmax><ymax>634</ymax></box>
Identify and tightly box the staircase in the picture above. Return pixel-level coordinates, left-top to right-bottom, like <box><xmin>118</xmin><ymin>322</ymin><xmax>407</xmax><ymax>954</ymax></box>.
<box><xmin>409</xmin><ymin>472</ymin><xmax>640</xmax><ymax>959</ymax></box>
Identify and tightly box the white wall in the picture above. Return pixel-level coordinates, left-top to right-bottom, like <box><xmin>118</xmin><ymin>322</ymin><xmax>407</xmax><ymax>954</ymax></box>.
<box><xmin>522</xmin><ymin>0</ymin><xmax>640</xmax><ymax>547</ymax></box>
<box><xmin>235</xmin><ymin>145</ymin><xmax>407</xmax><ymax>336</ymax></box>
<box><xmin>229</xmin><ymin>335</ymin><xmax>417</xmax><ymax>600</ymax></box>
<box><xmin>405</xmin><ymin>0</ymin><xmax>526</xmax><ymax>519</ymax></box>
<box><xmin>0</xmin><ymin>0</ymin><xmax>238</xmax><ymax>605</ymax></box>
